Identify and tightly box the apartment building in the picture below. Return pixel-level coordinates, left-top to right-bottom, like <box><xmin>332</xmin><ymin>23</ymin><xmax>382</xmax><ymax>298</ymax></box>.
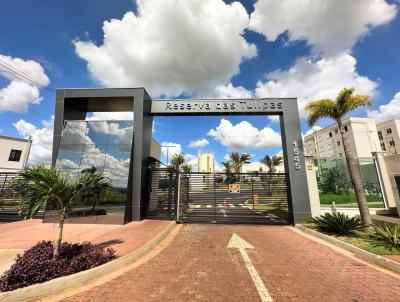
<box><xmin>197</xmin><ymin>153</ymin><xmax>215</xmax><ymax>173</ymax></box>
<box><xmin>377</xmin><ymin>120</ymin><xmax>400</xmax><ymax>155</ymax></box>
<box><xmin>304</xmin><ymin>117</ymin><xmax>381</xmax><ymax>158</ymax></box>
<box><xmin>0</xmin><ymin>135</ymin><xmax>32</xmax><ymax>173</ymax></box>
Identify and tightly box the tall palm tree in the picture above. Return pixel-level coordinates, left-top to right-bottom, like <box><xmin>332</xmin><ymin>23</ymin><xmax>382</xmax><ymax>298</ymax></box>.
<box><xmin>181</xmin><ymin>164</ymin><xmax>192</xmax><ymax>174</ymax></box>
<box><xmin>80</xmin><ymin>168</ymin><xmax>113</xmax><ymax>211</ymax></box>
<box><xmin>221</xmin><ymin>161</ymin><xmax>235</xmax><ymax>184</ymax></box>
<box><xmin>12</xmin><ymin>165</ymin><xmax>112</xmax><ymax>257</ymax></box>
<box><xmin>170</xmin><ymin>154</ymin><xmax>185</xmax><ymax>171</ymax></box>
<box><xmin>229</xmin><ymin>152</ymin><xmax>251</xmax><ymax>173</ymax></box>
<box><xmin>261</xmin><ymin>154</ymin><xmax>283</xmax><ymax>173</ymax></box>
<box><xmin>305</xmin><ymin>87</ymin><xmax>373</xmax><ymax>227</ymax></box>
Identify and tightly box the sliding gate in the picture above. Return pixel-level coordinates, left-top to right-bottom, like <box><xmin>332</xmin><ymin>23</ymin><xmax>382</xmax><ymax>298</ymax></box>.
<box><xmin>178</xmin><ymin>172</ymin><xmax>291</xmax><ymax>224</ymax></box>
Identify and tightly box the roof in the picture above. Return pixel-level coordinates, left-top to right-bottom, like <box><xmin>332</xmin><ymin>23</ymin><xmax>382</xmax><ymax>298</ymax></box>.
<box><xmin>0</xmin><ymin>134</ymin><xmax>30</xmax><ymax>143</ymax></box>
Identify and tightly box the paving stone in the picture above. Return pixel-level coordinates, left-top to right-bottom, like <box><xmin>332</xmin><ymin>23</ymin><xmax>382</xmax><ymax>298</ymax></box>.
<box><xmin>63</xmin><ymin>225</ymin><xmax>400</xmax><ymax>301</ymax></box>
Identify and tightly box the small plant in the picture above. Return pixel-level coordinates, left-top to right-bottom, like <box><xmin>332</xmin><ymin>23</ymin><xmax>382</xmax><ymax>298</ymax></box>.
<box><xmin>0</xmin><ymin>241</ymin><xmax>115</xmax><ymax>292</ymax></box>
<box><xmin>311</xmin><ymin>212</ymin><xmax>363</xmax><ymax>235</ymax></box>
<box><xmin>373</xmin><ymin>223</ymin><xmax>400</xmax><ymax>248</ymax></box>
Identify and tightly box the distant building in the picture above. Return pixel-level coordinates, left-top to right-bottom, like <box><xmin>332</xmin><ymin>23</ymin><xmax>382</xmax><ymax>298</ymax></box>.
<box><xmin>198</xmin><ymin>153</ymin><xmax>215</xmax><ymax>173</ymax></box>
<box><xmin>376</xmin><ymin>120</ymin><xmax>400</xmax><ymax>155</ymax></box>
<box><xmin>304</xmin><ymin>117</ymin><xmax>381</xmax><ymax>158</ymax></box>
<box><xmin>0</xmin><ymin>135</ymin><xmax>32</xmax><ymax>173</ymax></box>
<box><xmin>241</xmin><ymin>162</ymin><xmax>285</xmax><ymax>173</ymax></box>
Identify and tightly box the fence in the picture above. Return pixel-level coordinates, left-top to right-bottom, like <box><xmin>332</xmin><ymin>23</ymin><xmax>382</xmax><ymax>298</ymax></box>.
<box><xmin>314</xmin><ymin>157</ymin><xmax>385</xmax><ymax>208</ymax></box>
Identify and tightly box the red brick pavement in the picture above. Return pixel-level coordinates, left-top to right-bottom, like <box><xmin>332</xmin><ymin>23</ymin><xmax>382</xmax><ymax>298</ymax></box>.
<box><xmin>0</xmin><ymin>219</ymin><xmax>174</xmax><ymax>256</ymax></box>
<box><xmin>63</xmin><ymin>224</ymin><xmax>400</xmax><ymax>302</ymax></box>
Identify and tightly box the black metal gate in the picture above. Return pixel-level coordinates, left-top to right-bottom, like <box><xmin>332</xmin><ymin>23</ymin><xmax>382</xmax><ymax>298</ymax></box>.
<box><xmin>178</xmin><ymin>172</ymin><xmax>290</xmax><ymax>224</ymax></box>
<box><xmin>146</xmin><ymin>168</ymin><xmax>178</xmax><ymax>220</ymax></box>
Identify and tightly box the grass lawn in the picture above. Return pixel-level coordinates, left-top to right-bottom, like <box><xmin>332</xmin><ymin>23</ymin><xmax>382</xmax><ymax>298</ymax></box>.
<box><xmin>319</xmin><ymin>193</ymin><xmax>384</xmax><ymax>208</ymax></box>
<box><xmin>253</xmin><ymin>203</ymin><xmax>289</xmax><ymax>219</ymax></box>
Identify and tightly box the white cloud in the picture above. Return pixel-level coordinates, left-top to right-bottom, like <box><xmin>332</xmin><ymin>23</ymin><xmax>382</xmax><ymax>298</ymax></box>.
<box><xmin>207</xmin><ymin>118</ymin><xmax>281</xmax><ymax>149</ymax></box>
<box><xmin>214</xmin><ymin>83</ymin><xmax>253</xmax><ymax>98</ymax></box>
<box><xmin>74</xmin><ymin>0</ymin><xmax>256</xmax><ymax>97</ymax></box>
<box><xmin>188</xmin><ymin>138</ymin><xmax>209</xmax><ymax>148</ymax></box>
<box><xmin>184</xmin><ymin>153</ymin><xmax>198</xmax><ymax>171</ymax></box>
<box><xmin>368</xmin><ymin>92</ymin><xmax>400</xmax><ymax>124</ymax></box>
<box><xmin>249</xmin><ymin>0</ymin><xmax>397</xmax><ymax>55</ymax></box>
<box><xmin>0</xmin><ymin>54</ymin><xmax>50</xmax><ymax>113</ymax></box>
<box><xmin>13</xmin><ymin>116</ymin><xmax>54</xmax><ymax>164</ymax></box>
<box><xmin>255</xmin><ymin>53</ymin><xmax>378</xmax><ymax>117</ymax></box>
<box><xmin>160</xmin><ymin>142</ymin><xmax>182</xmax><ymax>158</ymax></box>
<box><xmin>86</xmin><ymin>112</ymin><xmax>134</xmax><ymax>121</ymax></box>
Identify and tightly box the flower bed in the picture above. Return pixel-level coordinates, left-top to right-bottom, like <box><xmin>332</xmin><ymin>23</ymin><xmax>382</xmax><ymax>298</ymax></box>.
<box><xmin>0</xmin><ymin>241</ymin><xmax>115</xmax><ymax>292</ymax></box>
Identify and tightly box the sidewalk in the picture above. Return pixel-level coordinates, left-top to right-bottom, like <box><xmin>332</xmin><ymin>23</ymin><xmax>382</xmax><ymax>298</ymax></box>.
<box><xmin>0</xmin><ymin>219</ymin><xmax>175</xmax><ymax>275</ymax></box>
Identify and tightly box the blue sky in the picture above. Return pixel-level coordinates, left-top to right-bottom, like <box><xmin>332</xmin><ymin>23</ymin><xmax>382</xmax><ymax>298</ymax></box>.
<box><xmin>0</xmin><ymin>0</ymin><xmax>399</xmax><ymax>168</ymax></box>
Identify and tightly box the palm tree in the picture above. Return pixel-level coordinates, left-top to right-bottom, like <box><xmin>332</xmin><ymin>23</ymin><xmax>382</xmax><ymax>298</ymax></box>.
<box><xmin>221</xmin><ymin>161</ymin><xmax>235</xmax><ymax>184</ymax></box>
<box><xmin>80</xmin><ymin>168</ymin><xmax>113</xmax><ymax>211</ymax></box>
<box><xmin>261</xmin><ymin>154</ymin><xmax>283</xmax><ymax>173</ymax></box>
<box><xmin>170</xmin><ymin>154</ymin><xmax>185</xmax><ymax>171</ymax></box>
<box><xmin>305</xmin><ymin>87</ymin><xmax>373</xmax><ymax>227</ymax></box>
<box><xmin>12</xmin><ymin>165</ymin><xmax>112</xmax><ymax>257</ymax></box>
<box><xmin>229</xmin><ymin>152</ymin><xmax>251</xmax><ymax>173</ymax></box>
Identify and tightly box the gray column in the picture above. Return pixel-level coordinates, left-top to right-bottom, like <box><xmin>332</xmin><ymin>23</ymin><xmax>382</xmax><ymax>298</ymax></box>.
<box><xmin>131</xmin><ymin>89</ymin><xmax>153</xmax><ymax>220</ymax></box>
<box><xmin>280</xmin><ymin>102</ymin><xmax>312</xmax><ymax>224</ymax></box>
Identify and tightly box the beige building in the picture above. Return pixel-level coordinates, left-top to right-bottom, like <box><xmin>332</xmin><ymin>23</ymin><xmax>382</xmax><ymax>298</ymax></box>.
<box><xmin>197</xmin><ymin>153</ymin><xmax>215</xmax><ymax>173</ymax></box>
<box><xmin>304</xmin><ymin>117</ymin><xmax>381</xmax><ymax>158</ymax></box>
<box><xmin>0</xmin><ymin>135</ymin><xmax>32</xmax><ymax>173</ymax></box>
<box><xmin>241</xmin><ymin>162</ymin><xmax>285</xmax><ymax>173</ymax></box>
<box><xmin>377</xmin><ymin>120</ymin><xmax>400</xmax><ymax>155</ymax></box>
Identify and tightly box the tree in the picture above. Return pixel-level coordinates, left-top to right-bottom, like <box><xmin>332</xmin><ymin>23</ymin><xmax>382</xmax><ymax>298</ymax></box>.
<box><xmin>12</xmin><ymin>165</ymin><xmax>112</xmax><ymax>257</ymax></box>
<box><xmin>260</xmin><ymin>154</ymin><xmax>283</xmax><ymax>173</ymax></box>
<box><xmin>181</xmin><ymin>164</ymin><xmax>192</xmax><ymax>174</ymax></box>
<box><xmin>229</xmin><ymin>152</ymin><xmax>251</xmax><ymax>173</ymax></box>
<box><xmin>305</xmin><ymin>87</ymin><xmax>373</xmax><ymax>227</ymax></box>
<box><xmin>170</xmin><ymin>154</ymin><xmax>185</xmax><ymax>171</ymax></box>
<box><xmin>221</xmin><ymin>161</ymin><xmax>235</xmax><ymax>183</ymax></box>
<box><xmin>80</xmin><ymin>168</ymin><xmax>113</xmax><ymax>210</ymax></box>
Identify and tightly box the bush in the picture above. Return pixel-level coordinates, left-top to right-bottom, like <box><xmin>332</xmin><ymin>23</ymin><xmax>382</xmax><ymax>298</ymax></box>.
<box><xmin>0</xmin><ymin>241</ymin><xmax>115</xmax><ymax>292</ymax></box>
<box><xmin>373</xmin><ymin>223</ymin><xmax>400</xmax><ymax>248</ymax></box>
<box><xmin>311</xmin><ymin>212</ymin><xmax>363</xmax><ymax>235</ymax></box>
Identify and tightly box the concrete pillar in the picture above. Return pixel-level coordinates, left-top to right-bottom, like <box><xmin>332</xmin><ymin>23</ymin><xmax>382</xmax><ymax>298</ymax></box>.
<box><xmin>304</xmin><ymin>155</ymin><xmax>321</xmax><ymax>217</ymax></box>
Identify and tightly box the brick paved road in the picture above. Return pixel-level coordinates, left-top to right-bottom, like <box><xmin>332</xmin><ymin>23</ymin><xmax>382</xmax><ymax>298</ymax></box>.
<box><xmin>64</xmin><ymin>225</ymin><xmax>400</xmax><ymax>302</ymax></box>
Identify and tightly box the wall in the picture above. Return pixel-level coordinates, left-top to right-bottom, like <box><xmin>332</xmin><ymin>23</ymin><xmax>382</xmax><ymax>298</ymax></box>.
<box><xmin>0</xmin><ymin>136</ymin><xmax>30</xmax><ymax>173</ymax></box>
<box><xmin>383</xmin><ymin>154</ymin><xmax>400</xmax><ymax>211</ymax></box>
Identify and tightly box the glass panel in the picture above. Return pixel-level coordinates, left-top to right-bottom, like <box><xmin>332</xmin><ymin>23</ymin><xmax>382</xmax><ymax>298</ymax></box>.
<box><xmin>61</xmin><ymin>121</ymin><xmax>88</xmax><ymax>145</ymax></box>
<box><xmin>55</xmin><ymin>145</ymin><xmax>83</xmax><ymax>171</ymax></box>
<box><xmin>108</xmin><ymin>121</ymin><xmax>134</xmax><ymax>145</ymax></box>
<box><xmin>79</xmin><ymin>144</ymin><xmax>107</xmax><ymax>172</ymax></box>
<box><xmin>85</xmin><ymin>121</ymin><xmax>110</xmax><ymax>145</ymax></box>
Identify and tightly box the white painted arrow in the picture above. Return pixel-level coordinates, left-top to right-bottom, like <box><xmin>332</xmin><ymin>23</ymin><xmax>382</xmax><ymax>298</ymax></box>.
<box><xmin>228</xmin><ymin>233</ymin><xmax>273</xmax><ymax>302</ymax></box>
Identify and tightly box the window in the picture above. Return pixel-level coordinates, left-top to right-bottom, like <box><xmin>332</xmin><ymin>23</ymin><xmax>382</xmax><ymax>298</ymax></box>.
<box><xmin>386</xmin><ymin>128</ymin><xmax>392</xmax><ymax>134</ymax></box>
<box><xmin>8</xmin><ymin>149</ymin><xmax>22</xmax><ymax>162</ymax></box>
<box><xmin>339</xmin><ymin>153</ymin><xmax>343</xmax><ymax>157</ymax></box>
<box><xmin>389</xmin><ymin>139</ymin><xmax>395</xmax><ymax>147</ymax></box>
<box><xmin>378</xmin><ymin>131</ymin><xmax>383</xmax><ymax>140</ymax></box>
<box><xmin>344</xmin><ymin>125</ymin><xmax>348</xmax><ymax>132</ymax></box>
<box><xmin>337</xmin><ymin>141</ymin><xmax>341</xmax><ymax>146</ymax></box>
<box><xmin>329</xmin><ymin>132</ymin><xmax>332</xmax><ymax>137</ymax></box>
<box><xmin>381</xmin><ymin>142</ymin><xmax>386</xmax><ymax>151</ymax></box>
<box><xmin>334</xmin><ymin>129</ymin><xmax>338</xmax><ymax>134</ymax></box>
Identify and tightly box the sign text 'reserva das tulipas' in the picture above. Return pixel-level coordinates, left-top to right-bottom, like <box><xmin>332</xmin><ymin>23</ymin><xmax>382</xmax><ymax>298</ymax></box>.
<box><xmin>165</xmin><ymin>100</ymin><xmax>283</xmax><ymax>112</ymax></box>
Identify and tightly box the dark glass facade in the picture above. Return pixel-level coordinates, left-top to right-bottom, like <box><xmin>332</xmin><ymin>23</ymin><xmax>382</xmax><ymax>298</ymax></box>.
<box><xmin>43</xmin><ymin>120</ymin><xmax>133</xmax><ymax>224</ymax></box>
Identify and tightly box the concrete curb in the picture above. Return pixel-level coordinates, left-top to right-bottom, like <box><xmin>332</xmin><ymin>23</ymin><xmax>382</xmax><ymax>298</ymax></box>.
<box><xmin>0</xmin><ymin>221</ymin><xmax>177</xmax><ymax>302</ymax></box>
<box><xmin>295</xmin><ymin>224</ymin><xmax>400</xmax><ymax>274</ymax></box>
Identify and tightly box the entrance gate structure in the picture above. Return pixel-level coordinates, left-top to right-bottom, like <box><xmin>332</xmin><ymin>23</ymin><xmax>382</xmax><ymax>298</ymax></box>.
<box><xmin>52</xmin><ymin>88</ymin><xmax>311</xmax><ymax>224</ymax></box>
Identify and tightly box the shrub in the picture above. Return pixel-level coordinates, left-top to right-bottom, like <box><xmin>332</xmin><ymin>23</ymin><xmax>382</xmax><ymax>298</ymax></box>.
<box><xmin>373</xmin><ymin>223</ymin><xmax>400</xmax><ymax>248</ymax></box>
<box><xmin>311</xmin><ymin>212</ymin><xmax>363</xmax><ymax>235</ymax></box>
<box><xmin>0</xmin><ymin>241</ymin><xmax>115</xmax><ymax>292</ymax></box>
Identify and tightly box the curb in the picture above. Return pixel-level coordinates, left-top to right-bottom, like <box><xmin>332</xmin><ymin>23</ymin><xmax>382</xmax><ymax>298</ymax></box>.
<box><xmin>295</xmin><ymin>224</ymin><xmax>400</xmax><ymax>274</ymax></box>
<box><xmin>0</xmin><ymin>221</ymin><xmax>177</xmax><ymax>302</ymax></box>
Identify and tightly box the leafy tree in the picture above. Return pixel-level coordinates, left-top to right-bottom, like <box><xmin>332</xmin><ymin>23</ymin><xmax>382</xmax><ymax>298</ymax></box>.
<box><xmin>305</xmin><ymin>87</ymin><xmax>373</xmax><ymax>227</ymax></box>
<box><xmin>221</xmin><ymin>161</ymin><xmax>235</xmax><ymax>184</ymax></box>
<box><xmin>260</xmin><ymin>154</ymin><xmax>283</xmax><ymax>173</ymax></box>
<box><xmin>12</xmin><ymin>165</ymin><xmax>112</xmax><ymax>257</ymax></box>
<box><xmin>320</xmin><ymin>167</ymin><xmax>349</xmax><ymax>194</ymax></box>
<box><xmin>181</xmin><ymin>164</ymin><xmax>192</xmax><ymax>174</ymax></box>
<box><xmin>170</xmin><ymin>154</ymin><xmax>185</xmax><ymax>171</ymax></box>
